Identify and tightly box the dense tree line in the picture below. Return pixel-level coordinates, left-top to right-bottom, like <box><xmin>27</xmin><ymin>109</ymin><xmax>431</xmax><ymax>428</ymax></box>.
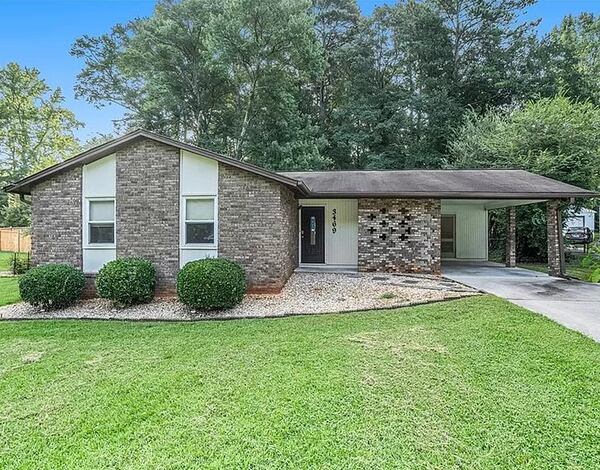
<box><xmin>70</xmin><ymin>0</ymin><xmax>600</xmax><ymax>172</ymax></box>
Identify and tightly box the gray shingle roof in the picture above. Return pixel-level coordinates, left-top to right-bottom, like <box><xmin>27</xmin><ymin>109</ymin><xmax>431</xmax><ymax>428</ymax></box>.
<box><xmin>4</xmin><ymin>129</ymin><xmax>596</xmax><ymax>200</ymax></box>
<box><xmin>279</xmin><ymin>169</ymin><xmax>597</xmax><ymax>199</ymax></box>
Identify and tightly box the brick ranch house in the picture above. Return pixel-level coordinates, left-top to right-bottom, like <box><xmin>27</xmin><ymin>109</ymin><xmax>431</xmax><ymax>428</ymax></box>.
<box><xmin>5</xmin><ymin>129</ymin><xmax>597</xmax><ymax>293</ymax></box>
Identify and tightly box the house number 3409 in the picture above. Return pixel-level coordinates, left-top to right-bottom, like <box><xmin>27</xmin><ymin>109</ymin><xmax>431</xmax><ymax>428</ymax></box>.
<box><xmin>332</xmin><ymin>208</ymin><xmax>337</xmax><ymax>233</ymax></box>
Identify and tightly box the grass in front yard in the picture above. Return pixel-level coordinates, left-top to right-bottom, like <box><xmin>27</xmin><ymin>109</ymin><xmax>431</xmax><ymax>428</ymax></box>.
<box><xmin>0</xmin><ymin>251</ymin><xmax>28</xmax><ymax>272</ymax></box>
<box><xmin>1</xmin><ymin>296</ymin><xmax>600</xmax><ymax>468</ymax></box>
<box><xmin>0</xmin><ymin>276</ymin><xmax>20</xmax><ymax>306</ymax></box>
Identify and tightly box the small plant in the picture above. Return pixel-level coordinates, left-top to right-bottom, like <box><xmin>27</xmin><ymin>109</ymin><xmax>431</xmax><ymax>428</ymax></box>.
<box><xmin>19</xmin><ymin>264</ymin><xmax>85</xmax><ymax>309</ymax></box>
<box><xmin>379</xmin><ymin>292</ymin><xmax>396</xmax><ymax>300</ymax></box>
<box><xmin>177</xmin><ymin>258</ymin><xmax>246</xmax><ymax>310</ymax></box>
<box><xmin>96</xmin><ymin>257</ymin><xmax>156</xmax><ymax>307</ymax></box>
<box><xmin>11</xmin><ymin>252</ymin><xmax>30</xmax><ymax>275</ymax></box>
<box><xmin>580</xmin><ymin>243</ymin><xmax>600</xmax><ymax>282</ymax></box>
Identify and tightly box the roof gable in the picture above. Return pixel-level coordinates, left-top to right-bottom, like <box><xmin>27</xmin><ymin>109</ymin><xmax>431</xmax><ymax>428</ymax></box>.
<box><xmin>4</xmin><ymin>129</ymin><xmax>308</xmax><ymax>195</ymax></box>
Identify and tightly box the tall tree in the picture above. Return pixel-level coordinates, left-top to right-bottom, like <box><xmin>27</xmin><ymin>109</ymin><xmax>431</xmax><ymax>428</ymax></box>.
<box><xmin>425</xmin><ymin>0</ymin><xmax>538</xmax><ymax>110</ymax></box>
<box><xmin>72</xmin><ymin>0</ymin><xmax>230</xmax><ymax>150</ymax></box>
<box><xmin>539</xmin><ymin>13</ymin><xmax>600</xmax><ymax>104</ymax></box>
<box><xmin>450</xmin><ymin>95</ymin><xmax>600</xmax><ymax>260</ymax></box>
<box><xmin>0</xmin><ymin>63</ymin><xmax>81</xmax><ymax>226</ymax></box>
<box><xmin>332</xmin><ymin>1</ymin><xmax>456</xmax><ymax>169</ymax></box>
<box><xmin>72</xmin><ymin>0</ymin><xmax>327</xmax><ymax>170</ymax></box>
<box><xmin>311</xmin><ymin>0</ymin><xmax>360</xmax><ymax>167</ymax></box>
<box><xmin>208</xmin><ymin>0</ymin><xmax>327</xmax><ymax>168</ymax></box>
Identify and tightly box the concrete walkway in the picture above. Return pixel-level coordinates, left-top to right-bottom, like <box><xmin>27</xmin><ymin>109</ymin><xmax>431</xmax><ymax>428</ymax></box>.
<box><xmin>443</xmin><ymin>261</ymin><xmax>600</xmax><ymax>342</ymax></box>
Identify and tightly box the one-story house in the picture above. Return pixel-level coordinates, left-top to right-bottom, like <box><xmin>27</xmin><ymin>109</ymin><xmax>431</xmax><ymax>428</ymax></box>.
<box><xmin>5</xmin><ymin>129</ymin><xmax>597</xmax><ymax>293</ymax></box>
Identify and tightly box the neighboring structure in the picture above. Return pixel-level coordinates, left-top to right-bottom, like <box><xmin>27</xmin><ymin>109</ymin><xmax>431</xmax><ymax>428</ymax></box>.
<box><xmin>5</xmin><ymin>129</ymin><xmax>597</xmax><ymax>293</ymax></box>
<box><xmin>565</xmin><ymin>208</ymin><xmax>596</xmax><ymax>232</ymax></box>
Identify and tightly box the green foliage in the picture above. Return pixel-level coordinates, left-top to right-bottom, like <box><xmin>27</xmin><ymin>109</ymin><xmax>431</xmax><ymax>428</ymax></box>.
<box><xmin>540</xmin><ymin>13</ymin><xmax>600</xmax><ymax>105</ymax></box>
<box><xmin>0</xmin><ymin>63</ymin><xmax>82</xmax><ymax>226</ymax></box>
<box><xmin>1</xmin><ymin>202</ymin><xmax>31</xmax><ymax>227</ymax></box>
<box><xmin>71</xmin><ymin>0</ymin><xmax>328</xmax><ymax>170</ymax></box>
<box><xmin>96</xmin><ymin>257</ymin><xmax>156</xmax><ymax>307</ymax></box>
<box><xmin>450</xmin><ymin>95</ymin><xmax>600</xmax><ymax>189</ymax></box>
<box><xmin>69</xmin><ymin>0</ymin><xmax>600</xmax><ymax>177</ymax></box>
<box><xmin>10</xmin><ymin>252</ymin><xmax>30</xmax><ymax>275</ymax></box>
<box><xmin>450</xmin><ymin>95</ymin><xmax>600</xmax><ymax>260</ymax></box>
<box><xmin>19</xmin><ymin>264</ymin><xmax>85</xmax><ymax>309</ymax></box>
<box><xmin>580</xmin><ymin>243</ymin><xmax>600</xmax><ymax>283</ymax></box>
<box><xmin>177</xmin><ymin>258</ymin><xmax>246</xmax><ymax>310</ymax></box>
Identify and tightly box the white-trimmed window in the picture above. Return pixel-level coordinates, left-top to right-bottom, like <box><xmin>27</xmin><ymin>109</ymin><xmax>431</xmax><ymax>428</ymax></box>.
<box><xmin>87</xmin><ymin>199</ymin><xmax>115</xmax><ymax>245</ymax></box>
<box><xmin>184</xmin><ymin>197</ymin><xmax>215</xmax><ymax>245</ymax></box>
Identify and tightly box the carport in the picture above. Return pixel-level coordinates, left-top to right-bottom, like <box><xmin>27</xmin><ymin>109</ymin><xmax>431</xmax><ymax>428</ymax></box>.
<box><xmin>435</xmin><ymin>168</ymin><xmax>599</xmax><ymax>278</ymax></box>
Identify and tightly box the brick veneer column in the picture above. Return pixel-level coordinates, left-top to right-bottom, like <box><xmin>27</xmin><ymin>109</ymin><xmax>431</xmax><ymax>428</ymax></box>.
<box><xmin>547</xmin><ymin>200</ymin><xmax>563</xmax><ymax>277</ymax></box>
<box><xmin>30</xmin><ymin>166</ymin><xmax>82</xmax><ymax>268</ymax></box>
<box><xmin>357</xmin><ymin>198</ymin><xmax>441</xmax><ymax>274</ymax></box>
<box><xmin>506</xmin><ymin>206</ymin><xmax>516</xmax><ymax>268</ymax></box>
<box><xmin>116</xmin><ymin>138</ymin><xmax>180</xmax><ymax>290</ymax></box>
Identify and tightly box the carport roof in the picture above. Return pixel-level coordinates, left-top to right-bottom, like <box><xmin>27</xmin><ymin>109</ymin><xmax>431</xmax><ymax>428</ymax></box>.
<box><xmin>280</xmin><ymin>169</ymin><xmax>598</xmax><ymax>199</ymax></box>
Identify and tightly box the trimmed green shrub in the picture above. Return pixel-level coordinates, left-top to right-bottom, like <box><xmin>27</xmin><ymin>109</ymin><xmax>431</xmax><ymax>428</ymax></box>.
<box><xmin>177</xmin><ymin>258</ymin><xmax>246</xmax><ymax>310</ymax></box>
<box><xmin>19</xmin><ymin>264</ymin><xmax>85</xmax><ymax>309</ymax></box>
<box><xmin>96</xmin><ymin>257</ymin><xmax>156</xmax><ymax>307</ymax></box>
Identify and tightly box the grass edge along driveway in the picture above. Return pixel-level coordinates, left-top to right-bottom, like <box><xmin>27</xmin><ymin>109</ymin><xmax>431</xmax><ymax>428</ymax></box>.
<box><xmin>1</xmin><ymin>295</ymin><xmax>599</xmax><ymax>469</ymax></box>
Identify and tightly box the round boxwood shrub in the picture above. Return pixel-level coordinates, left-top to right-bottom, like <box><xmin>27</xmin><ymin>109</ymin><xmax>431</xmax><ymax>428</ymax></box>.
<box><xmin>96</xmin><ymin>257</ymin><xmax>156</xmax><ymax>307</ymax></box>
<box><xmin>19</xmin><ymin>264</ymin><xmax>85</xmax><ymax>310</ymax></box>
<box><xmin>177</xmin><ymin>258</ymin><xmax>246</xmax><ymax>310</ymax></box>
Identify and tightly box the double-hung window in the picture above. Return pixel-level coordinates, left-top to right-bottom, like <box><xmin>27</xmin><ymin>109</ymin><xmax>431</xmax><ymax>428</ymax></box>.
<box><xmin>88</xmin><ymin>199</ymin><xmax>115</xmax><ymax>245</ymax></box>
<box><xmin>184</xmin><ymin>197</ymin><xmax>215</xmax><ymax>245</ymax></box>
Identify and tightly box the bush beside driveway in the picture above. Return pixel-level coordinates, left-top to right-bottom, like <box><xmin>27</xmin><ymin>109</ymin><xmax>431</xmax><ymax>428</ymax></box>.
<box><xmin>1</xmin><ymin>296</ymin><xmax>600</xmax><ymax>468</ymax></box>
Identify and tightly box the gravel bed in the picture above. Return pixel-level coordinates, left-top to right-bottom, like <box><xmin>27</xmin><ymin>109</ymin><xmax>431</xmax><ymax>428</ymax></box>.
<box><xmin>0</xmin><ymin>272</ymin><xmax>478</xmax><ymax>321</ymax></box>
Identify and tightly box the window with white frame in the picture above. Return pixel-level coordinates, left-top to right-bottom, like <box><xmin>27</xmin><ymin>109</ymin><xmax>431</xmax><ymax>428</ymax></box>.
<box><xmin>184</xmin><ymin>197</ymin><xmax>215</xmax><ymax>244</ymax></box>
<box><xmin>87</xmin><ymin>199</ymin><xmax>115</xmax><ymax>245</ymax></box>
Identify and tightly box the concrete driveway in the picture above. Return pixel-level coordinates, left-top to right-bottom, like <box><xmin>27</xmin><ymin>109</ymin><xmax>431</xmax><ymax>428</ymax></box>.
<box><xmin>443</xmin><ymin>261</ymin><xmax>600</xmax><ymax>342</ymax></box>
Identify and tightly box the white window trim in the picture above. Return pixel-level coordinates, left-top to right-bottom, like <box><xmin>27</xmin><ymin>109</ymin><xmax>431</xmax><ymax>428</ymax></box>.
<box><xmin>84</xmin><ymin>197</ymin><xmax>116</xmax><ymax>249</ymax></box>
<box><xmin>180</xmin><ymin>195</ymin><xmax>218</xmax><ymax>249</ymax></box>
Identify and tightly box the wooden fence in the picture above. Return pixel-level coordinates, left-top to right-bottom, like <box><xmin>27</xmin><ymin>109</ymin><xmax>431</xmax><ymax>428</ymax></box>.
<box><xmin>0</xmin><ymin>228</ymin><xmax>31</xmax><ymax>253</ymax></box>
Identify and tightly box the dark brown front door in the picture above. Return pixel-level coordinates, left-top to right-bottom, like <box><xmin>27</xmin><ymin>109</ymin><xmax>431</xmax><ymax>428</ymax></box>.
<box><xmin>301</xmin><ymin>207</ymin><xmax>325</xmax><ymax>263</ymax></box>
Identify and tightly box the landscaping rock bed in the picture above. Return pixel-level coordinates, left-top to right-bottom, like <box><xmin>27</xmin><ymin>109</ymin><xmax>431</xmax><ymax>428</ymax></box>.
<box><xmin>0</xmin><ymin>272</ymin><xmax>478</xmax><ymax>321</ymax></box>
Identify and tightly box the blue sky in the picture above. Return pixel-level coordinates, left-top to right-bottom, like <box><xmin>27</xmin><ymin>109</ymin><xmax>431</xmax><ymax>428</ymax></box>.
<box><xmin>2</xmin><ymin>0</ymin><xmax>599</xmax><ymax>142</ymax></box>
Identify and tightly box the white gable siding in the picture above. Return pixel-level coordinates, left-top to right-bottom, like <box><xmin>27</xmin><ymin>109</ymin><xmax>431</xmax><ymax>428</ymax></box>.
<box><xmin>179</xmin><ymin>150</ymin><xmax>219</xmax><ymax>267</ymax></box>
<box><xmin>82</xmin><ymin>154</ymin><xmax>116</xmax><ymax>273</ymax></box>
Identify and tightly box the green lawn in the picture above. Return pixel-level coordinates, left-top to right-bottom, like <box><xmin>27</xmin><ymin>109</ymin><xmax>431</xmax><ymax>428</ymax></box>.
<box><xmin>0</xmin><ymin>251</ymin><xmax>28</xmax><ymax>272</ymax></box>
<box><xmin>0</xmin><ymin>276</ymin><xmax>20</xmax><ymax>306</ymax></box>
<box><xmin>518</xmin><ymin>261</ymin><xmax>593</xmax><ymax>281</ymax></box>
<box><xmin>1</xmin><ymin>296</ymin><xmax>600</xmax><ymax>468</ymax></box>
